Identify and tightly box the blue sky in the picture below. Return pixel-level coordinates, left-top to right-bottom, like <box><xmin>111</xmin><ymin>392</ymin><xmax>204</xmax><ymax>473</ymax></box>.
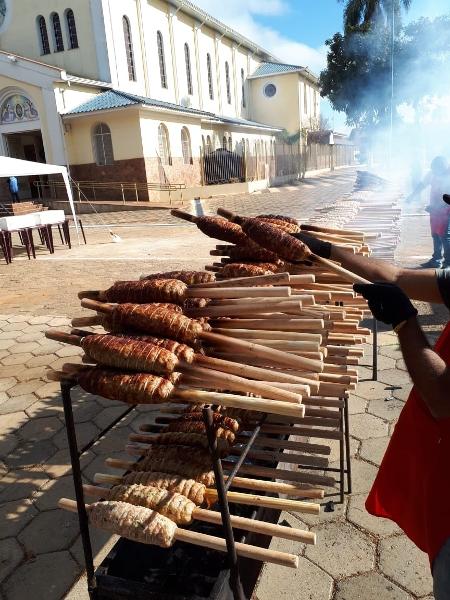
<box><xmin>194</xmin><ymin>0</ymin><xmax>450</xmax><ymax>131</ymax></box>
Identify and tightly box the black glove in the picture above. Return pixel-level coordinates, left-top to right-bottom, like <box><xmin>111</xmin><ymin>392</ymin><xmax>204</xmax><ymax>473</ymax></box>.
<box><xmin>353</xmin><ymin>282</ymin><xmax>418</xmax><ymax>330</ymax></box>
<box><xmin>291</xmin><ymin>233</ymin><xmax>331</xmax><ymax>259</ymax></box>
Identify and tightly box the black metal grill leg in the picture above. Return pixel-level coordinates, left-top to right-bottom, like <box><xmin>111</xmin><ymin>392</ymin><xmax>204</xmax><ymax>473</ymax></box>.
<box><xmin>343</xmin><ymin>396</ymin><xmax>352</xmax><ymax>494</ymax></box>
<box><xmin>372</xmin><ymin>318</ymin><xmax>378</xmax><ymax>381</ymax></box>
<box><xmin>202</xmin><ymin>406</ymin><xmax>246</xmax><ymax>600</ymax></box>
<box><xmin>61</xmin><ymin>381</ymin><xmax>97</xmax><ymax>599</ymax></box>
<box><xmin>339</xmin><ymin>407</ymin><xmax>345</xmax><ymax>504</ymax></box>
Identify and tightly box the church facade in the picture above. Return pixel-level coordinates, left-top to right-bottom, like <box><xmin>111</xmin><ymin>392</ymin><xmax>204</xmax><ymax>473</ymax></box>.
<box><xmin>0</xmin><ymin>0</ymin><xmax>320</xmax><ymax>200</ymax></box>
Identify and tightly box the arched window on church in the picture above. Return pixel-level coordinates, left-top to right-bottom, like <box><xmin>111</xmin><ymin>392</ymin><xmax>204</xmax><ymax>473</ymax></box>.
<box><xmin>51</xmin><ymin>12</ymin><xmax>64</xmax><ymax>52</ymax></box>
<box><xmin>157</xmin><ymin>31</ymin><xmax>167</xmax><ymax>89</ymax></box>
<box><xmin>158</xmin><ymin>124</ymin><xmax>172</xmax><ymax>165</ymax></box>
<box><xmin>65</xmin><ymin>9</ymin><xmax>78</xmax><ymax>49</ymax></box>
<box><xmin>123</xmin><ymin>16</ymin><xmax>136</xmax><ymax>81</ymax></box>
<box><xmin>181</xmin><ymin>127</ymin><xmax>192</xmax><ymax>165</ymax></box>
<box><xmin>184</xmin><ymin>43</ymin><xmax>193</xmax><ymax>96</ymax></box>
<box><xmin>92</xmin><ymin>123</ymin><xmax>114</xmax><ymax>166</ymax></box>
<box><xmin>37</xmin><ymin>16</ymin><xmax>50</xmax><ymax>55</ymax></box>
<box><xmin>225</xmin><ymin>61</ymin><xmax>231</xmax><ymax>104</ymax></box>
<box><xmin>206</xmin><ymin>53</ymin><xmax>214</xmax><ymax>100</ymax></box>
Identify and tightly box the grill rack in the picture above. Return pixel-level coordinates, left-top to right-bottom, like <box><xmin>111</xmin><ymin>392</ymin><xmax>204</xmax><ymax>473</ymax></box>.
<box><xmin>61</xmin><ymin>380</ymin><xmax>352</xmax><ymax>600</ymax></box>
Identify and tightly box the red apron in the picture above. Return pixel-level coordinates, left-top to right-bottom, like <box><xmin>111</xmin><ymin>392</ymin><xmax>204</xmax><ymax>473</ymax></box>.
<box><xmin>430</xmin><ymin>207</ymin><xmax>450</xmax><ymax>236</ymax></box>
<box><xmin>365</xmin><ymin>322</ymin><xmax>450</xmax><ymax>566</ymax></box>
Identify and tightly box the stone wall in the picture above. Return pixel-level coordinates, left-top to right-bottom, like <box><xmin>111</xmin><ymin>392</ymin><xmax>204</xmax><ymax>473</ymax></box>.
<box><xmin>144</xmin><ymin>157</ymin><xmax>202</xmax><ymax>188</ymax></box>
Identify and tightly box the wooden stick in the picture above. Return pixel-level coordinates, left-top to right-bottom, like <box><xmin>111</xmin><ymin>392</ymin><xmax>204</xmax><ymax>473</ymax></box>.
<box><xmin>211</xmin><ymin>319</ymin><xmax>325</xmax><ymax>332</ymax></box>
<box><xmin>201</xmin><ymin>331</ymin><xmax>323</xmax><ymax>373</ymax></box>
<box><xmin>58</xmin><ymin>498</ymin><xmax>299</xmax><ymax>568</ymax></box>
<box><xmin>312</xmin><ymin>255</ymin><xmax>370</xmax><ymax>285</ymax></box>
<box><xmin>211</xmin><ymin>329</ymin><xmax>322</xmax><ymax>343</ymax></box>
<box><xmin>71</xmin><ymin>315</ymin><xmax>104</xmax><ymax>327</ymax></box>
<box><xmin>174</xmin><ymin>389</ymin><xmax>305</xmax><ymax>418</ymax></box>
<box><xmin>185</xmin><ymin>300</ymin><xmax>303</xmax><ymax>318</ymax></box>
<box><xmin>190</xmin><ymin>272</ymin><xmax>291</xmax><ymax>288</ymax></box>
<box><xmin>94</xmin><ymin>472</ymin><xmax>325</xmax><ymax>500</ymax></box>
<box><xmin>186</xmin><ymin>286</ymin><xmax>291</xmax><ymax>299</ymax></box>
<box><xmin>82</xmin><ymin>484</ymin><xmax>316</xmax><ymax>545</ymax></box>
<box><xmin>204</xmin><ymin>489</ymin><xmax>320</xmax><ymax>515</ymax></box>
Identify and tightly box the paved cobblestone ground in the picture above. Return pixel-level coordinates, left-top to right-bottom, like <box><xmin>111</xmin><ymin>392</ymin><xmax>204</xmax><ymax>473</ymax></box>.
<box><xmin>0</xmin><ymin>167</ymin><xmax>441</xmax><ymax>599</ymax></box>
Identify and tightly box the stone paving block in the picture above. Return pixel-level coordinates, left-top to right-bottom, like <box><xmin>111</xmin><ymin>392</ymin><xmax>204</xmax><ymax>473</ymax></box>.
<box><xmin>0</xmin><ymin>461</ymin><xmax>6</xmax><ymax>478</ymax></box>
<box><xmin>24</xmin><ymin>399</ymin><xmax>64</xmax><ymax>419</ymax></box>
<box><xmin>0</xmin><ymin>323</ymin><xmax>28</xmax><ymax>333</ymax></box>
<box><xmin>6</xmin><ymin>380</ymin><xmax>41</xmax><ymax>397</ymax></box>
<box><xmin>0</xmin><ymin>332</ymin><xmax>20</xmax><ymax>341</ymax></box>
<box><xmin>49</xmin><ymin>356</ymin><xmax>82</xmax><ymax>371</ymax></box>
<box><xmin>82</xmin><ymin>450</ymin><xmax>132</xmax><ymax>484</ymax></box>
<box><xmin>0</xmin><ymin>499</ymin><xmax>38</xmax><ymax>539</ymax></box>
<box><xmin>0</xmin><ymin>352</ymin><xmax>9</xmax><ymax>362</ymax></box>
<box><xmin>0</xmin><ymin>412</ymin><xmax>28</xmax><ymax>435</ymax></box>
<box><xmin>69</xmin><ymin>528</ymin><xmax>118</xmax><ymax>569</ymax></box>
<box><xmin>378</xmin><ymin>369</ymin><xmax>412</xmax><ymax>387</ymax></box>
<box><xmin>2</xmin><ymin>550</ymin><xmax>81</xmax><ymax>600</ymax></box>
<box><xmin>0</xmin><ymin>434</ymin><xmax>19</xmax><ymax>459</ymax></box>
<box><xmin>25</xmin><ymin>354</ymin><xmax>57</xmax><ymax>368</ymax></box>
<box><xmin>294</xmin><ymin>496</ymin><xmax>348</xmax><ymax>528</ymax></box>
<box><xmin>396</xmin><ymin>358</ymin><xmax>407</xmax><ymax>371</ymax></box>
<box><xmin>347</xmin><ymin>493</ymin><xmax>399</xmax><ymax>537</ymax></box>
<box><xmin>55</xmin><ymin>345</ymin><xmax>83</xmax><ymax>358</ymax></box>
<box><xmin>34</xmin><ymin>381</ymin><xmax>61</xmax><ymax>399</ymax></box>
<box><xmin>0</xmin><ymin>467</ymin><xmax>49</xmax><ymax>503</ymax></box>
<box><xmin>0</xmin><ymin>340</ymin><xmax>15</xmax><ymax>351</ymax></box>
<box><xmin>334</xmin><ymin>572</ymin><xmax>412</xmax><ymax>600</ymax></box>
<box><xmin>48</xmin><ymin>317</ymin><xmax>71</xmax><ymax>327</ymax></box>
<box><xmin>379</xmin><ymin>535</ymin><xmax>433</xmax><ymax>597</ymax></box>
<box><xmin>0</xmin><ymin>366</ymin><xmax>26</xmax><ymax>379</ymax></box>
<box><xmin>391</xmin><ymin>384</ymin><xmax>413</xmax><ymax>402</ymax></box>
<box><xmin>92</xmin><ymin>425</ymin><xmax>133</xmax><ymax>456</ymax></box>
<box><xmin>1</xmin><ymin>353</ymin><xmax>33</xmax><ymax>366</ymax></box>
<box><xmin>6</xmin><ymin>315</ymin><xmax>29</xmax><ymax>324</ymax></box>
<box><xmin>54</xmin><ymin>421</ymin><xmax>100</xmax><ymax>450</ymax></box>
<box><xmin>18</xmin><ymin>416</ymin><xmax>63</xmax><ymax>442</ymax></box>
<box><xmin>359</xmin><ymin>436</ymin><xmax>390</xmax><ymax>466</ymax></box>
<box><xmin>0</xmin><ymin>379</ymin><xmax>16</xmax><ymax>394</ymax></box>
<box><xmin>31</xmin><ymin>342</ymin><xmax>61</xmax><ymax>356</ymax></box>
<box><xmin>5</xmin><ymin>439</ymin><xmax>57</xmax><ymax>469</ymax></box>
<box><xmin>0</xmin><ymin>393</ymin><xmax>7</xmax><ymax>406</ymax></box>
<box><xmin>377</xmin><ymin>332</ymin><xmax>399</xmax><ymax>346</ymax></box>
<box><xmin>305</xmin><ymin>521</ymin><xmax>375</xmax><ymax>579</ymax></box>
<box><xmin>326</xmin><ymin>458</ymin><xmax>378</xmax><ymax>495</ymax></box>
<box><xmin>34</xmin><ymin>476</ymin><xmax>75</xmax><ymax>511</ymax></box>
<box><xmin>0</xmin><ymin>538</ymin><xmax>24</xmax><ymax>584</ymax></box>
<box><xmin>349</xmin><ymin>413</ymin><xmax>389</xmax><ymax>440</ymax></box>
<box><xmin>18</xmin><ymin>508</ymin><xmax>80</xmax><ymax>555</ymax></box>
<box><xmin>378</xmin><ymin>345</ymin><xmax>402</xmax><ymax>360</ymax></box>
<box><xmin>367</xmin><ymin>398</ymin><xmax>405</xmax><ymax>422</ymax></box>
<box><xmin>13</xmin><ymin>367</ymin><xmax>45</xmax><ymax>382</ymax></box>
<box><xmin>27</xmin><ymin>316</ymin><xmax>50</xmax><ymax>325</ymax></box>
<box><xmin>44</xmin><ymin>448</ymin><xmax>94</xmax><ymax>479</ymax></box>
<box><xmin>256</xmin><ymin>555</ymin><xmax>333</xmax><ymax>600</ymax></box>
<box><xmin>372</xmin><ymin>354</ymin><xmax>397</xmax><ymax>371</ymax></box>
<box><xmin>94</xmin><ymin>405</ymin><xmax>130</xmax><ymax>430</ymax></box>
<box><xmin>15</xmin><ymin>332</ymin><xmax>43</xmax><ymax>343</ymax></box>
<box><xmin>347</xmin><ymin>395</ymin><xmax>368</xmax><ymax>415</ymax></box>
<box><xmin>72</xmin><ymin>400</ymin><xmax>103</xmax><ymax>424</ymax></box>
<box><xmin>352</xmin><ymin>380</ymin><xmax>391</xmax><ymax>401</ymax></box>
<box><xmin>8</xmin><ymin>342</ymin><xmax>41</xmax><ymax>355</ymax></box>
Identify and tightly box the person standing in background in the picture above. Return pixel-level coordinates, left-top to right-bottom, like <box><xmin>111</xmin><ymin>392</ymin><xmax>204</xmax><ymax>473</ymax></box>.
<box><xmin>8</xmin><ymin>176</ymin><xmax>19</xmax><ymax>203</ymax></box>
<box><xmin>407</xmin><ymin>156</ymin><xmax>450</xmax><ymax>268</ymax></box>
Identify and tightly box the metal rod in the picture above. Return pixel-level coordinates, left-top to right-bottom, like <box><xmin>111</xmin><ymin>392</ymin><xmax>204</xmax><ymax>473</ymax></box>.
<box><xmin>372</xmin><ymin>318</ymin><xmax>378</xmax><ymax>380</ymax></box>
<box><xmin>202</xmin><ymin>406</ymin><xmax>246</xmax><ymax>600</ymax></box>
<box><xmin>61</xmin><ymin>381</ymin><xmax>97</xmax><ymax>599</ymax></box>
<box><xmin>78</xmin><ymin>405</ymin><xmax>135</xmax><ymax>456</ymax></box>
<box><xmin>339</xmin><ymin>406</ymin><xmax>345</xmax><ymax>504</ymax></box>
<box><xmin>224</xmin><ymin>417</ymin><xmax>265</xmax><ymax>493</ymax></box>
<box><xmin>343</xmin><ymin>396</ymin><xmax>352</xmax><ymax>494</ymax></box>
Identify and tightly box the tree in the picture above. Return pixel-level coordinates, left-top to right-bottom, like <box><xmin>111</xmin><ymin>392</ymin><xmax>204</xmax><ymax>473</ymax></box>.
<box><xmin>319</xmin><ymin>14</ymin><xmax>450</xmax><ymax>128</ymax></box>
<box><xmin>340</xmin><ymin>0</ymin><xmax>411</xmax><ymax>33</ymax></box>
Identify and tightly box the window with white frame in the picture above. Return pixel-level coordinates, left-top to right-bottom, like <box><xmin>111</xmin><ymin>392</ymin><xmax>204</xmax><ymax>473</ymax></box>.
<box><xmin>93</xmin><ymin>123</ymin><xmax>114</xmax><ymax>166</ymax></box>
<box><xmin>228</xmin><ymin>136</ymin><xmax>232</xmax><ymax>151</ymax></box>
<box><xmin>181</xmin><ymin>127</ymin><xmax>192</xmax><ymax>164</ymax></box>
<box><xmin>184</xmin><ymin>43</ymin><xmax>193</xmax><ymax>95</ymax></box>
<box><xmin>158</xmin><ymin>124</ymin><xmax>171</xmax><ymax>165</ymax></box>
<box><xmin>241</xmin><ymin>68</ymin><xmax>246</xmax><ymax>108</ymax></box>
<box><xmin>157</xmin><ymin>31</ymin><xmax>167</xmax><ymax>89</ymax></box>
<box><xmin>37</xmin><ymin>15</ymin><xmax>50</xmax><ymax>55</ymax></box>
<box><xmin>225</xmin><ymin>61</ymin><xmax>231</xmax><ymax>104</ymax></box>
<box><xmin>206</xmin><ymin>53</ymin><xmax>214</xmax><ymax>100</ymax></box>
<box><xmin>304</xmin><ymin>83</ymin><xmax>308</xmax><ymax>114</ymax></box>
<box><xmin>65</xmin><ymin>9</ymin><xmax>78</xmax><ymax>49</ymax></box>
<box><xmin>123</xmin><ymin>16</ymin><xmax>136</xmax><ymax>81</ymax></box>
<box><xmin>51</xmin><ymin>12</ymin><xmax>64</xmax><ymax>52</ymax></box>
<box><xmin>206</xmin><ymin>135</ymin><xmax>212</xmax><ymax>154</ymax></box>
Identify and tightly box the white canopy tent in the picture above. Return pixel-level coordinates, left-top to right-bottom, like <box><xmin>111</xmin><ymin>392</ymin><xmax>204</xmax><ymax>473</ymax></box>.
<box><xmin>0</xmin><ymin>156</ymin><xmax>79</xmax><ymax>238</ymax></box>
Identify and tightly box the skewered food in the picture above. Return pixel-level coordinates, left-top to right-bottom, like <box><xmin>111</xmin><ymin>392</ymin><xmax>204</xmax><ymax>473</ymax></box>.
<box><xmin>257</xmin><ymin>214</ymin><xmax>299</xmax><ymax>225</ymax></box>
<box><xmin>141</xmin><ymin>430</ymin><xmax>232</xmax><ymax>454</ymax></box>
<box><xmin>221</xmin><ymin>263</ymin><xmax>277</xmax><ymax>278</ymax></box>
<box><xmin>217</xmin><ymin>244</ymin><xmax>279</xmax><ymax>263</ymax></box>
<box><xmin>241</xmin><ymin>218</ymin><xmax>310</xmax><ymax>263</ymax></box>
<box><xmin>106</xmin><ymin>484</ymin><xmax>196</xmax><ymax>525</ymax></box>
<box><xmin>78</xmin><ymin>367</ymin><xmax>177</xmax><ymax>404</ymax></box>
<box><xmin>108</xmin><ymin>304</ymin><xmax>208</xmax><ymax>344</ymax></box>
<box><xmin>129</xmin><ymin>449</ymin><xmax>215</xmax><ymax>486</ymax></box>
<box><xmin>141</xmin><ymin>271</ymin><xmax>215</xmax><ymax>285</ymax></box>
<box><xmin>82</xmin><ymin>335</ymin><xmax>187</xmax><ymax>375</ymax></box>
<box><xmin>117</xmin><ymin>470</ymin><xmax>206</xmax><ymax>504</ymax></box>
<box><xmin>255</xmin><ymin>217</ymin><xmax>301</xmax><ymax>234</ymax></box>
<box><xmin>165</xmin><ymin>421</ymin><xmax>236</xmax><ymax>445</ymax></box>
<box><xmin>89</xmin><ymin>500</ymin><xmax>177</xmax><ymax>547</ymax></box>
<box><xmin>104</xmin><ymin>279</ymin><xmax>188</xmax><ymax>304</ymax></box>
<box><xmin>169</xmin><ymin>411</ymin><xmax>240</xmax><ymax>433</ymax></box>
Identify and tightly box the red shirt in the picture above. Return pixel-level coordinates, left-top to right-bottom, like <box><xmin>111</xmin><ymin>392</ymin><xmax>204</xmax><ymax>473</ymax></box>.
<box><xmin>365</xmin><ymin>322</ymin><xmax>450</xmax><ymax>566</ymax></box>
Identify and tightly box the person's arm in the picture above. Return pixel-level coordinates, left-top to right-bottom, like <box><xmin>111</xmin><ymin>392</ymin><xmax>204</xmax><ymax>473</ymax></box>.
<box><xmin>396</xmin><ymin>318</ymin><xmax>450</xmax><ymax>419</ymax></box>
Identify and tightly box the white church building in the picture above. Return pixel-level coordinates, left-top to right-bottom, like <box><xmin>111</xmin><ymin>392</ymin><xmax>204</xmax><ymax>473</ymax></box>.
<box><xmin>0</xmin><ymin>0</ymin><xmax>322</xmax><ymax>201</ymax></box>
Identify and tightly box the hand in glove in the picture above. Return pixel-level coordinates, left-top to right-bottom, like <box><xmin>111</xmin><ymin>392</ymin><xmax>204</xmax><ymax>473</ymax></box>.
<box><xmin>291</xmin><ymin>233</ymin><xmax>331</xmax><ymax>259</ymax></box>
<box><xmin>353</xmin><ymin>282</ymin><xmax>418</xmax><ymax>331</ymax></box>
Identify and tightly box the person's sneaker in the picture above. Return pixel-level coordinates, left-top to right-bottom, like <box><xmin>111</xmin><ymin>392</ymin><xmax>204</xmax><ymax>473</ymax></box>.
<box><xmin>441</xmin><ymin>261</ymin><xmax>450</xmax><ymax>269</ymax></box>
<box><xmin>420</xmin><ymin>258</ymin><xmax>442</xmax><ymax>268</ymax></box>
